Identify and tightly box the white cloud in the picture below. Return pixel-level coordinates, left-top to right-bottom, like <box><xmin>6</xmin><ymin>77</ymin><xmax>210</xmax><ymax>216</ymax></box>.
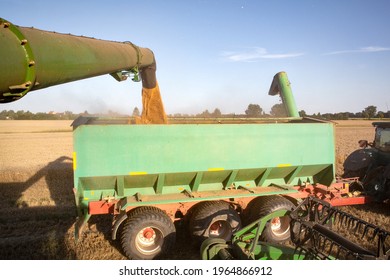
<box><xmin>323</xmin><ymin>46</ymin><xmax>390</xmax><ymax>55</ymax></box>
<box><xmin>221</xmin><ymin>47</ymin><xmax>304</xmax><ymax>62</ymax></box>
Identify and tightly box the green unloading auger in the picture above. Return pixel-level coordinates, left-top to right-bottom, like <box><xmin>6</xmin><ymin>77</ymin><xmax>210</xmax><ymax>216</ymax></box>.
<box><xmin>269</xmin><ymin>71</ymin><xmax>300</xmax><ymax>118</ymax></box>
<box><xmin>0</xmin><ymin>18</ymin><xmax>167</xmax><ymax>123</ymax></box>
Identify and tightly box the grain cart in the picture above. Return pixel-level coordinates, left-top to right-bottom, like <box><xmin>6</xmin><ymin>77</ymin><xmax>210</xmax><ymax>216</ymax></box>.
<box><xmin>342</xmin><ymin>122</ymin><xmax>390</xmax><ymax>201</ymax></box>
<box><xmin>0</xmin><ymin>18</ymin><xmax>373</xmax><ymax>260</ymax></box>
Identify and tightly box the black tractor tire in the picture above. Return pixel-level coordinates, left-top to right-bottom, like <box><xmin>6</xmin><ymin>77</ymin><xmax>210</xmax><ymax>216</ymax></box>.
<box><xmin>245</xmin><ymin>195</ymin><xmax>295</xmax><ymax>243</ymax></box>
<box><xmin>363</xmin><ymin>165</ymin><xmax>390</xmax><ymax>200</ymax></box>
<box><xmin>189</xmin><ymin>201</ymin><xmax>241</xmax><ymax>246</ymax></box>
<box><xmin>120</xmin><ymin>206</ymin><xmax>176</xmax><ymax>260</ymax></box>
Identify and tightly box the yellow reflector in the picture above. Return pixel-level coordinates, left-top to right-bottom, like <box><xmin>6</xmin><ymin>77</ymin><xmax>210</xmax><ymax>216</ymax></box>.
<box><xmin>129</xmin><ymin>171</ymin><xmax>148</xmax><ymax>176</ymax></box>
<box><xmin>72</xmin><ymin>152</ymin><xmax>77</xmax><ymax>170</ymax></box>
<box><xmin>208</xmin><ymin>168</ymin><xmax>225</xmax><ymax>171</ymax></box>
<box><xmin>277</xmin><ymin>164</ymin><xmax>292</xmax><ymax>168</ymax></box>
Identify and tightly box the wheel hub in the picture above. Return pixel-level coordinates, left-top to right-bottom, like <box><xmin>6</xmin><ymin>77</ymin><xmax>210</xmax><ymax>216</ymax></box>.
<box><xmin>135</xmin><ymin>227</ymin><xmax>163</xmax><ymax>255</ymax></box>
<box><xmin>270</xmin><ymin>216</ymin><xmax>290</xmax><ymax>237</ymax></box>
<box><xmin>209</xmin><ymin>221</ymin><xmax>230</xmax><ymax>239</ymax></box>
<box><xmin>271</xmin><ymin>217</ymin><xmax>281</xmax><ymax>230</ymax></box>
<box><xmin>142</xmin><ymin>228</ymin><xmax>155</xmax><ymax>240</ymax></box>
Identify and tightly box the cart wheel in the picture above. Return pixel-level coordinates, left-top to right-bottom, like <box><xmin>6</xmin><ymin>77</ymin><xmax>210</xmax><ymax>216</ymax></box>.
<box><xmin>120</xmin><ymin>206</ymin><xmax>176</xmax><ymax>260</ymax></box>
<box><xmin>245</xmin><ymin>196</ymin><xmax>294</xmax><ymax>243</ymax></box>
<box><xmin>189</xmin><ymin>201</ymin><xmax>241</xmax><ymax>246</ymax></box>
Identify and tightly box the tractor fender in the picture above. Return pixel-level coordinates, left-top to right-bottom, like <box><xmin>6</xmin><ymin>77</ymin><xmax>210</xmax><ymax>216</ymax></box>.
<box><xmin>343</xmin><ymin>148</ymin><xmax>375</xmax><ymax>179</ymax></box>
<box><xmin>112</xmin><ymin>211</ymin><xmax>128</xmax><ymax>240</ymax></box>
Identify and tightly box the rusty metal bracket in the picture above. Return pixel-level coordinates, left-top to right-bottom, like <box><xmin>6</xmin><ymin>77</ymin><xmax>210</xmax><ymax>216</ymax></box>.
<box><xmin>270</xmin><ymin>183</ymin><xmax>291</xmax><ymax>191</ymax></box>
<box><xmin>237</xmin><ymin>185</ymin><xmax>254</xmax><ymax>193</ymax></box>
<box><xmin>135</xmin><ymin>192</ymin><xmax>143</xmax><ymax>202</ymax></box>
<box><xmin>182</xmin><ymin>189</ymin><xmax>194</xmax><ymax>198</ymax></box>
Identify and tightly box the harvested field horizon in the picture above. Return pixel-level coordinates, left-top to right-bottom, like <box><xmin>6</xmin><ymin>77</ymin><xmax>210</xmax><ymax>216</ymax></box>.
<box><xmin>0</xmin><ymin>119</ymin><xmax>389</xmax><ymax>260</ymax></box>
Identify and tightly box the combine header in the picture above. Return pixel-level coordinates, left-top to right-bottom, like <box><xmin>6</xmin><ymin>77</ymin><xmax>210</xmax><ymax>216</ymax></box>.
<box><xmin>201</xmin><ymin>197</ymin><xmax>390</xmax><ymax>260</ymax></box>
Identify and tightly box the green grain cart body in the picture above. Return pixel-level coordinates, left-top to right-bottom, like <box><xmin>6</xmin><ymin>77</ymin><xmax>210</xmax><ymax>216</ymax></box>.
<box><xmin>73</xmin><ymin>119</ymin><xmax>335</xmax><ymax>214</ymax></box>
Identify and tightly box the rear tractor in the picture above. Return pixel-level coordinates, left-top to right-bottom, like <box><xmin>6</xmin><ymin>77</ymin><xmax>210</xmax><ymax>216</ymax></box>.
<box><xmin>343</xmin><ymin>122</ymin><xmax>390</xmax><ymax>201</ymax></box>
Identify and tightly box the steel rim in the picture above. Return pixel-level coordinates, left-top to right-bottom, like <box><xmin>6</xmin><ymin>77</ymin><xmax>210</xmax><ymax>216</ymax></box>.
<box><xmin>208</xmin><ymin>220</ymin><xmax>231</xmax><ymax>240</ymax></box>
<box><xmin>270</xmin><ymin>216</ymin><xmax>290</xmax><ymax>237</ymax></box>
<box><xmin>135</xmin><ymin>227</ymin><xmax>163</xmax><ymax>255</ymax></box>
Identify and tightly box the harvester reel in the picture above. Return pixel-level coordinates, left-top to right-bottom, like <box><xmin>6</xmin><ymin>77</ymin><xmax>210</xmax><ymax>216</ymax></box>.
<box><xmin>202</xmin><ymin>197</ymin><xmax>390</xmax><ymax>260</ymax></box>
<box><xmin>290</xmin><ymin>197</ymin><xmax>390</xmax><ymax>260</ymax></box>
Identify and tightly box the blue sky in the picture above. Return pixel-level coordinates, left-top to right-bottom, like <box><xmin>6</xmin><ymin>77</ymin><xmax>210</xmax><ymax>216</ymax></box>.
<box><xmin>1</xmin><ymin>0</ymin><xmax>390</xmax><ymax>115</ymax></box>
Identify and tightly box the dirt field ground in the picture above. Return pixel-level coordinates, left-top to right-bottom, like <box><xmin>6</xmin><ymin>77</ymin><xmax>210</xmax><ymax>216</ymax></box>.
<box><xmin>0</xmin><ymin>119</ymin><xmax>389</xmax><ymax>259</ymax></box>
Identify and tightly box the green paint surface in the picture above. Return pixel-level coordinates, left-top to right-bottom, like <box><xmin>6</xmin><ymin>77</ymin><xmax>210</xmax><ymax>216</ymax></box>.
<box><xmin>73</xmin><ymin>121</ymin><xmax>335</xmax><ymax>207</ymax></box>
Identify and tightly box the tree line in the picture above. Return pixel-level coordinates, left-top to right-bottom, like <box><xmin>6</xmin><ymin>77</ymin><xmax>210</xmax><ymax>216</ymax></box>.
<box><xmin>1</xmin><ymin>104</ymin><xmax>388</xmax><ymax>120</ymax></box>
<box><xmin>0</xmin><ymin>110</ymin><xmax>102</xmax><ymax>120</ymax></box>
<box><xmin>166</xmin><ymin>104</ymin><xmax>389</xmax><ymax>120</ymax></box>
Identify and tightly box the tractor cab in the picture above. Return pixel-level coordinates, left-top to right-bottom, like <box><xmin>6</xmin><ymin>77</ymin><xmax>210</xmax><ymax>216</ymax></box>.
<box><xmin>343</xmin><ymin>122</ymin><xmax>390</xmax><ymax>201</ymax></box>
<box><xmin>372</xmin><ymin>122</ymin><xmax>390</xmax><ymax>154</ymax></box>
<box><xmin>370</xmin><ymin>122</ymin><xmax>390</xmax><ymax>170</ymax></box>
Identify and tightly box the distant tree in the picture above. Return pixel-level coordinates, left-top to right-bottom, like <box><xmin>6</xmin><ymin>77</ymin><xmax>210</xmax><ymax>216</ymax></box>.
<box><xmin>362</xmin><ymin>106</ymin><xmax>377</xmax><ymax>119</ymax></box>
<box><xmin>377</xmin><ymin>111</ymin><xmax>385</xmax><ymax>119</ymax></box>
<box><xmin>344</xmin><ymin>112</ymin><xmax>352</xmax><ymax>119</ymax></box>
<box><xmin>63</xmin><ymin>111</ymin><xmax>76</xmax><ymax>120</ymax></box>
<box><xmin>245</xmin><ymin>104</ymin><xmax>263</xmax><ymax>117</ymax></box>
<box><xmin>322</xmin><ymin>113</ymin><xmax>332</xmax><ymax>120</ymax></box>
<box><xmin>15</xmin><ymin>110</ymin><xmax>24</xmax><ymax>120</ymax></box>
<box><xmin>24</xmin><ymin>111</ymin><xmax>33</xmax><ymax>120</ymax></box>
<box><xmin>199</xmin><ymin>110</ymin><xmax>211</xmax><ymax>118</ymax></box>
<box><xmin>299</xmin><ymin>110</ymin><xmax>307</xmax><ymax>117</ymax></box>
<box><xmin>211</xmin><ymin>108</ymin><xmax>222</xmax><ymax>118</ymax></box>
<box><xmin>354</xmin><ymin>112</ymin><xmax>363</xmax><ymax>118</ymax></box>
<box><xmin>335</xmin><ymin>112</ymin><xmax>349</xmax><ymax>120</ymax></box>
<box><xmin>132</xmin><ymin>107</ymin><xmax>140</xmax><ymax>117</ymax></box>
<box><xmin>343</xmin><ymin>112</ymin><xmax>350</xmax><ymax>120</ymax></box>
<box><xmin>270</xmin><ymin>103</ymin><xmax>287</xmax><ymax>117</ymax></box>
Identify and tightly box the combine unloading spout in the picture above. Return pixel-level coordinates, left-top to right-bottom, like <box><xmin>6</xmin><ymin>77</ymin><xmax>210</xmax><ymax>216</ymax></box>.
<box><xmin>269</xmin><ymin>71</ymin><xmax>300</xmax><ymax>118</ymax></box>
<box><xmin>0</xmin><ymin>18</ymin><xmax>167</xmax><ymax>124</ymax></box>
